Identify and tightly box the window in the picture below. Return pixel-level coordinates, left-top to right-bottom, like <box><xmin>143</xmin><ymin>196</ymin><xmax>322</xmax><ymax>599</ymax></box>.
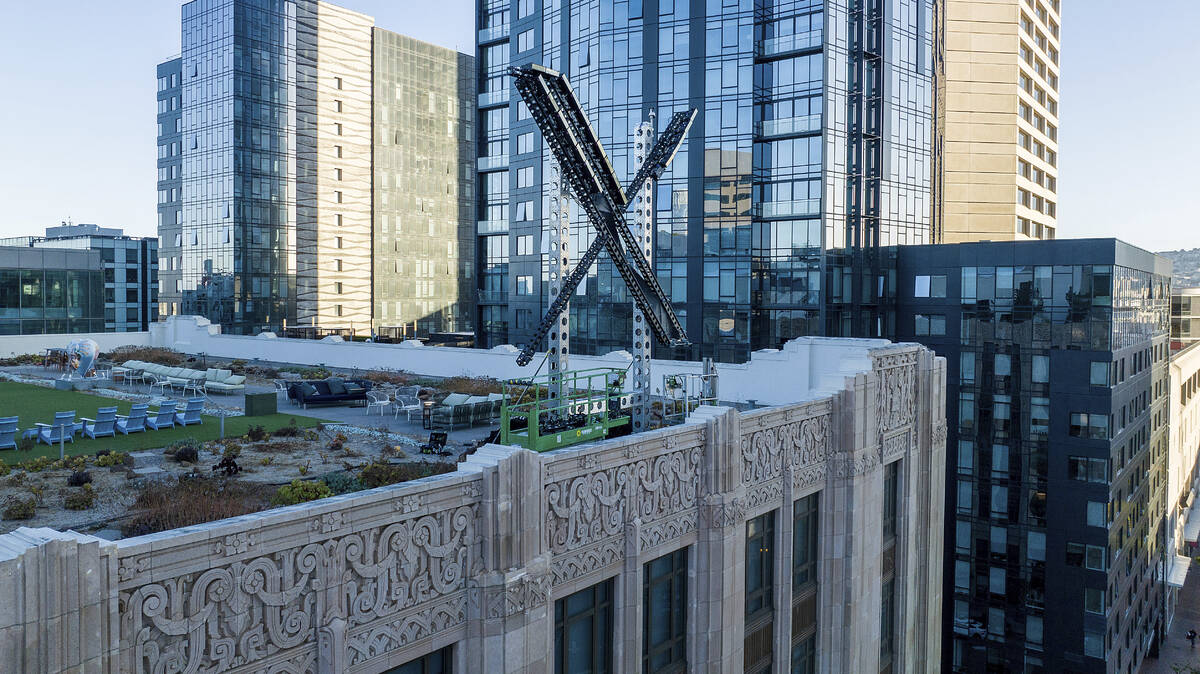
<box><xmin>335</xmin><ymin>168</ymin><xmax>342</xmax><ymax>181</ymax></box>
<box><xmin>1089</xmin><ymin>362</ymin><xmax>1109</xmax><ymax>386</ymax></box>
<box><xmin>643</xmin><ymin>549</ymin><xmax>688</xmax><ymax>673</ymax></box>
<box><xmin>335</xmin><ymin>282</ymin><xmax>343</xmax><ymax>295</ymax></box>
<box><xmin>1066</xmin><ymin>542</ymin><xmax>1084</xmax><ymax>566</ymax></box>
<box><xmin>958</xmin><ymin>440</ymin><xmax>974</xmax><ymax>475</ymax></box>
<box><xmin>335</xmin><ymin>191</ymin><xmax>343</xmax><ymax>203</ymax></box>
<box><xmin>960</xmin><ymin>353</ymin><xmax>975</xmax><ymax>384</ymax></box>
<box><xmin>517</xmin><ymin>132</ymin><xmax>534</xmax><ymax>154</ymax></box>
<box><xmin>335</xmin><ymin>122</ymin><xmax>342</xmax><ymax>136</ymax></box>
<box><xmin>334</xmin><ymin>99</ymin><xmax>342</xmax><ymax>113</ymax></box>
<box><xmin>515</xmin><ymin>200</ymin><xmax>533</xmax><ymax>221</ymax></box>
<box><xmin>990</xmin><ymin>485</ymin><xmax>1008</xmax><ymax>517</ymax></box>
<box><xmin>555</xmin><ymin>579</ymin><xmax>614</xmax><ymax>674</ymax></box>
<box><xmin>515</xmin><ymin>235</ymin><xmax>533</xmax><ymax>256</ymax></box>
<box><xmin>1085</xmin><ymin>545</ymin><xmax>1106</xmax><ymax>571</ymax></box>
<box><xmin>1084</xmin><ymin>588</ymin><xmax>1105</xmax><ymax>615</ymax></box>
<box><xmin>383</xmin><ymin>646</ymin><xmax>451</xmax><ymax>673</ymax></box>
<box><xmin>516</xmin><ymin>275</ymin><xmax>532</xmax><ymax>295</ymax></box>
<box><xmin>1087</xmin><ymin>501</ymin><xmax>1106</xmax><ymax>528</ymax></box>
<box><xmin>1069</xmin><ymin>413</ymin><xmax>1109</xmax><ymax>439</ymax></box>
<box><xmin>914</xmin><ymin>313</ymin><xmax>946</xmax><ymax>336</ymax></box>
<box><xmin>517</xmin><ymin>28</ymin><xmax>535</xmax><ymax>53</ymax></box>
<box><xmin>516</xmin><ymin>166</ymin><xmax>533</xmax><ymax>188</ymax></box>
<box><xmin>335</xmin><ymin>145</ymin><xmax>343</xmax><ymax>158</ymax></box>
<box><xmin>1084</xmin><ymin>629</ymin><xmax>1104</xmax><ymax>659</ymax></box>
<box><xmin>745</xmin><ymin>512</ymin><xmax>775</xmax><ymax>674</ymax></box>
<box><xmin>914</xmin><ymin>274</ymin><xmax>946</xmax><ymax>298</ymax></box>
<box><xmin>334</xmin><ymin>76</ymin><xmax>342</xmax><ymax>90</ymax></box>
<box><xmin>1031</xmin><ymin>355</ymin><xmax>1049</xmax><ymax>383</ymax></box>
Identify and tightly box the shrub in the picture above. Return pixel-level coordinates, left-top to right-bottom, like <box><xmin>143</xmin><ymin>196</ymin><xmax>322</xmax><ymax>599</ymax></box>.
<box><xmin>106</xmin><ymin>346</ymin><xmax>185</xmax><ymax>366</ymax></box>
<box><xmin>439</xmin><ymin>375</ymin><xmax>504</xmax><ymax>396</ymax></box>
<box><xmin>0</xmin><ymin>353</ymin><xmax>43</xmax><ymax>367</ymax></box>
<box><xmin>67</xmin><ymin>470</ymin><xmax>92</xmax><ymax>487</ymax></box>
<box><xmin>322</xmin><ymin>472</ymin><xmax>364</xmax><ymax>495</ymax></box>
<box><xmin>6</xmin><ymin>471</ymin><xmax>24</xmax><ymax>486</ymax></box>
<box><xmin>64</xmin><ymin>484</ymin><xmax>95</xmax><ymax>510</ymax></box>
<box><xmin>279</xmin><ymin>366</ymin><xmax>331</xmax><ymax>380</ymax></box>
<box><xmin>2</xmin><ymin>497</ymin><xmax>35</xmax><ymax>520</ymax></box>
<box><xmin>28</xmin><ymin>485</ymin><xmax>44</xmax><ymax>503</ymax></box>
<box><xmin>246</xmin><ymin>425</ymin><xmax>268</xmax><ymax>442</ymax></box>
<box><xmin>221</xmin><ymin>440</ymin><xmax>241</xmax><ymax>459</ymax></box>
<box><xmin>16</xmin><ymin>436</ymin><xmax>34</xmax><ymax>452</ymax></box>
<box><xmin>229</xmin><ymin>359</ymin><xmax>248</xmax><ymax>374</ymax></box>
<box><xmin>297</xmin><ymin>461</ymin><xmax>311</xmax><ymax>476</ymax></box>
<box><xmin>358</xmin><ymin>461</ymin><xmax>455</xmax><ymax>489</ymax></box>
<box><xmin>164</xmin><ymin>437</ymin><xmax>203</xmax><ymax>455</ymax></box>
<box><xmin>259</xmin><ymin>456</ymin><xmax>273</xmax><ymax>466</ymax></box>
<box><xmin>0</xmin><ymin>457</ymin><xmax>9</xmax><ymax>477</ymax></box>
<box><xmin>271</xmin><ymin>419</ymin><xmax>303</xmax><ymax>438</ymax></box>
<box><xmin>95</xmin><ymin>451</ymin><xmax>130</xmax><ymax>468</ymax></box>
<box><xmin>302</xmin><ymin>430</ymin><xmax>320</xmax><ymax>442</ymax></box>
<box><xmin>122</xmin><ymin>478</ymin><xmax>274</xmax><ymax>537</ymax></box>
<box><xmin>363</xmin><ymin>370</ymin><xmax>411</xmax><ymax>385</ymax></box>
<box><xmin>328</xmin><ymin>432</ymin><xmax>348</xmax><ymax>453</ymax></box>
<box><xmin>20</xmin><ymin>456</ymin><xmax>53</xmax><ymax>473</ymax></box>
<box><xmin>271</xmin><ymin>479</ymin><xmax>333</xmax><ymax>506</ymax></box>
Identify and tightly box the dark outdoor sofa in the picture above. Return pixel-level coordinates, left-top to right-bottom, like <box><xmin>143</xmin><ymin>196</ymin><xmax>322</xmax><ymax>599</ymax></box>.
<box><xmin>288</xmin><ymin>379</ymin><xmax>371</xmax><ymax>408</ymax></box>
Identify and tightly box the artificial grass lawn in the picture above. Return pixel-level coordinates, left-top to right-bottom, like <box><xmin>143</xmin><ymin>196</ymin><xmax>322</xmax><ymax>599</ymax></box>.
<box><xmin>0</xmin><ymin>382</ymin><xmax>322</xmax><ymax>460</ymax></box>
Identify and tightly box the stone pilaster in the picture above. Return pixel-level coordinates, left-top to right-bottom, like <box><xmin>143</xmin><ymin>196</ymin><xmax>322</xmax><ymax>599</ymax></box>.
<box><xmin>0</xmin><ymin>528</ymin><xmax>119</xmax><ymax>673</ymax></box>
<box><xmin>464</xmin><ymin>444</ymin><xmax>551</xmax><ymax>674</ymax></box>
<box><xmin>689</xmin><ymin>405</ymin><xmax>746</xmax><ymax>673</ymax></box>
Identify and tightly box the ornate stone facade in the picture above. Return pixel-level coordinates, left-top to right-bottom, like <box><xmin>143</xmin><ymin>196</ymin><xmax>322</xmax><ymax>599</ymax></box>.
<box><xmin>0</xmin><ymin>342</ymin><xmax>944</xmax><ymax>674</ymax></box>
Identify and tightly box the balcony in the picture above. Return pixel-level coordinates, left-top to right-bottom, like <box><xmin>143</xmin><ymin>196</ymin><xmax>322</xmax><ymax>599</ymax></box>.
<box><xmin>477</xmin><ymin>289</ymin><xmax>509</xmax><ymax>304</ymax></box>
<box><xmin>755</xmin><ymin>199</ymin><xmax>821</xmax><ymax>219</ymax></box>
<box><xmin>756</xmin><ymin>114</ymin><xmax>822</xmax><ymax>138</ymax></box>
<box><xmin>477</xmin><ymin>219</ymin><xmax>509</xmax><ymax>235</ymax></box>
<box><xmin>478</xmin><ymin>89</ymin><xmax>509</xmax><ymax>108</ymax></box>
<box><xmin>478</xmin><ymin>24</ymin><xmax>510</xmax><ymax>44</ymax></box>
<box><xmin>477</xmin><ymin>155</ymin><xmax>508</xmax><ymax>172</ymax></box>
<box><xmin>756</xmin><ymin>31</ymin><xmax>821</xmax><ymax>59</ymax></box>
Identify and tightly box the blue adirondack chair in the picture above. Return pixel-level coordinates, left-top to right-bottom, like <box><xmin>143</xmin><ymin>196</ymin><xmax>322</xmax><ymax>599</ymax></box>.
<box><xmin>0</xmin><ymin>416</ymin><xmax>19</xmax><ymax>450</ymax></box>
<box><xmin>80</xmin><ymin>407</ymin><xmax>118</xmax><ymax>439</ymax></box>
<box><xmin>174</xmin><ymin>398</ymin><xmax>204</xmax><ymax>426</ymax></box>
<box><xmin>116</xmin><ymin>404</ymin><xmax>149</xmax><ymax>435</ymax></box>
<box><xmin>145</xmin><ymin>401</ymin><xmax>178</xmax><ymax>430</ymax></box>
<box><xmin>36</xmin><ymin>411</ymin><xmax>80</xmax><ymax>446</ymax></box>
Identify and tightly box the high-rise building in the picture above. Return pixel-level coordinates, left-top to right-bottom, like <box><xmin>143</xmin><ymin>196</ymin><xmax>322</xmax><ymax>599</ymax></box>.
<box><xmin>475</xmin><ymin>0</ymin><xmax>935</xmax><ymax>361</ymax></box>
<box><xmin>0</xmin><ymin>224</ymin><xmax>159</xmax><ymax>333</ymax></box>
<box><xmin>1170</xmin><ymin>287</ymin><xmax>1200</xmax><ymax>352</ymax></box>
<box><xmin>939</xmin><ymin>0</ymin><xmax>1061</xmax><ymax>243</ymax></box>
<box><xmin>156</xmin><ymin>0</ymin><xmax>475</xmax><ymax>337</ymax></box>
<box><xmin>1166</xmin><ymin>341</ymin><xmax>1200</xmax><ymax>636</ymax></box>
<box><xmin>895</xmin><ymin>238</ymin><xmax>1171</xmax><ymax>673</ymax></box>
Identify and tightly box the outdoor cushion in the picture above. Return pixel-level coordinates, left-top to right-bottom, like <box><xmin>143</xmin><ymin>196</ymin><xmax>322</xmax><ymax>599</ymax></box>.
<box><xmin>464</xmin><ymin>396</ymin><xmax>488</xmax><ymax>405</ymax></box>
<box><xmin>300</xmin><ymin>383</ymin><xmax>319</xmax><ymax>398</ymax></box>
<box><xmin>215</xmin><ymin>369</ymin><xmax>233</xmax><ymax>380</ymax></box>
<box><xmin>326</xmin><ymin>380</ymin><xmax>347</xmax><ymax>395</ymax></box>
<box><xmin>486</xmin><ymin>393</ymin><xmax>505</xmax><ymax>401</ymax></box>
<box><xmin>442</xmin><ymin>393</ymin><xmax>471</xmax><ymax>407</ymax></box>
<box><xmin>225</xmin><ymin>375</ymin><xmax>246</xmax><ymax>385</ymax></box>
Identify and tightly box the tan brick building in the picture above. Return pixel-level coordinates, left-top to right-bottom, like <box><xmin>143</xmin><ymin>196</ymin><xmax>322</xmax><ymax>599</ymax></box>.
<box><xmin>941</xmin><ymin>0</ymin><xmax>1061</xmax><ymax>242</ymax></box>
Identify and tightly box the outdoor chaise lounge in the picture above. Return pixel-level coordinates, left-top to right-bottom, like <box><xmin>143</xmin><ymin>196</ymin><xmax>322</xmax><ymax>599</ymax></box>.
<box><xmin>117</xmin><ymin>361</ymin><xmax>246</xmax><ymax>395</ymax></box>
<box><xmin>36</xmin><ymin>411</ymin><xmax>80</xmax><ymax>446</ymax></box>
<box><xmin>0</xmin><ymin>416</ymin><xmax>19</xmax><ymax>450</ymax></box>
<box><xmin>145</xmin><ymin>402</ymin><xmax>178</xmax><ymax>430</ymax></box>
<box><xmin>174</xmin><ymin>398</ymin><xmax>205</xmax><ymax>426</ymax></box>
<box><xmin>80</xmin><ymin>407</ymin><xmax>118</xmax><ymax>439</ymax></box>
<box><xmin>116</xmin><ymin>404</ymin><xmax>148</xmax><ymax>434</ymax></box>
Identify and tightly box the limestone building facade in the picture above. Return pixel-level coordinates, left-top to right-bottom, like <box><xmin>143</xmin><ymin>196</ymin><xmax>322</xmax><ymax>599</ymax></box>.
<box><xmin>0</xmin><ymin>341</ymin><xmax>944</xmax><ymax>673</ymax></box>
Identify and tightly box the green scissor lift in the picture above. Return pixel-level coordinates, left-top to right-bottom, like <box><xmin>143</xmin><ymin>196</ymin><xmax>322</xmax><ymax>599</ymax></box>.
<box><xmin>500</xmin><ymin>367</ymin><xmax>631</xmax><ymax>452</ymax></box>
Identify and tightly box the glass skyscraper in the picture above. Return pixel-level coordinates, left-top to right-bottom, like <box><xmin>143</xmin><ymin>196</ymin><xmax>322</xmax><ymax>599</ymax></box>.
<box><xmin>158</xmin><ymin>0</ymin><xmax>475</xmax><ymax>337</ymax></box>
<box><xmin>897</xmin><ymin>239</ymin><xmax>1171</xmax><ymax>673</ymax></box>
<box><xmin>475</xmin><ymin>0</ymin><xmax>934</xmax><ymax>361</ymax></box>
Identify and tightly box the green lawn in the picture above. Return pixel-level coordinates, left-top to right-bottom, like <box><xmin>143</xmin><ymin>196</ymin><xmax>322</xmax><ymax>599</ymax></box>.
<box><xmin>0</xmin><ymin>382</ymin><xmax>322</xmax><ymax>459</ymax></box>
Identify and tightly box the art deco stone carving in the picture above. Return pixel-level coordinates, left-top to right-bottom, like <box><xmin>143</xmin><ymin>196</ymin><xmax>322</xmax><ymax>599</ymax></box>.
<box><xmin>874</xmin><ymin>350</ymin><xmax>918</xmax><ymax>433</ymax></box>
<box><xmin>119</xmin><ymin>503</ymin><xmax>479</xmax><ymax>673</ymax></box>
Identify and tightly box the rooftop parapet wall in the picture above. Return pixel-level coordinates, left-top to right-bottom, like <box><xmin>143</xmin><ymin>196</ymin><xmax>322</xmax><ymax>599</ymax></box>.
<box><xmin>0</xmin><ymin>316</ymin><xmax>895</xmax><ymax>405</ymax></box>
<box><xmin>0</xmin><ymin>341</ymin><xmax>945</xmax><ymax>673</ymax></box>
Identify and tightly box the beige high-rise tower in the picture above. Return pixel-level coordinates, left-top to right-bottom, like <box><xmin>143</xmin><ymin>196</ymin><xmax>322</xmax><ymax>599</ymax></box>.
<box><xmin>940</xmin><ymin>0</ymin><xmax>1061</xmax><ymax>243</ymax></box>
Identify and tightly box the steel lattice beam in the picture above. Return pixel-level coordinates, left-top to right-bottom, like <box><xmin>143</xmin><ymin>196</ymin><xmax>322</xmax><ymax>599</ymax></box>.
<box><xmin>508</xmin><ymin>64</ymin><xmax>695</xmax><ymax>367</ymax></box>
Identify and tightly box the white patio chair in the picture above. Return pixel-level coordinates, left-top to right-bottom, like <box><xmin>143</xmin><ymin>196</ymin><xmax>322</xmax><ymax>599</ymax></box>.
<box><xmin>365</xmin><ymin>390</ymin><xmax>392</xmax><ymax>416</ymax></box>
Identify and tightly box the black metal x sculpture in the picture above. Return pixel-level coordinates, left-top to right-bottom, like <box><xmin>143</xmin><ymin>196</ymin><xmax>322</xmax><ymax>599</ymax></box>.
<box><xmin>509</xmin><ymin>64</ymin><xmax>696</xmax><ymax>366</ymax></box>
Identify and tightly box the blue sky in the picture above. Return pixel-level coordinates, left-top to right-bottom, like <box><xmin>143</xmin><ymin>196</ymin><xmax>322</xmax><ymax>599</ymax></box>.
<box><xmin>0</xmin><ymin>1</ymin><xmax>1195</xmax><ymax>252</ymax></box>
